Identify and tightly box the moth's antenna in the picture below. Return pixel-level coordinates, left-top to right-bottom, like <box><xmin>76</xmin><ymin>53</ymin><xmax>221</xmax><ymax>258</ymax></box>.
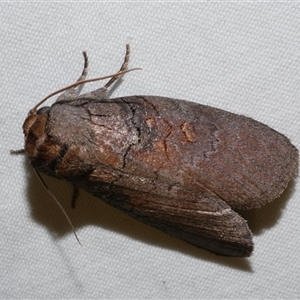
<box><xmin>34</xmin><ymin>170</ymin><xmax>82</xmax><ymax>246</ymax></box>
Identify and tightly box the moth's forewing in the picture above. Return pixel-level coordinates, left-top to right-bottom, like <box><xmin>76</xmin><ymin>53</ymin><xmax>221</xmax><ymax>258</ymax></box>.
<box><xmin>23</xmin><ymin>95</ymin><xmax>298</xmax><ymax>257</ymax></box>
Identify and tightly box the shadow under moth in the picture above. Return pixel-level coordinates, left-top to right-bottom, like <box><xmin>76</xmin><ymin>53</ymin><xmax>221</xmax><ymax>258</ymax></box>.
<box><xmin>20</xmin><ymin>45</ymin><xmax>298</xmax><ymax>257</ymax></box>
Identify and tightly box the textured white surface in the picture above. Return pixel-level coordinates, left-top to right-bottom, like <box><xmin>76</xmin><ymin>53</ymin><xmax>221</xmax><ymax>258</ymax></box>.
<box><xmin>1</xmin><ymin>3</ymin><xmax>300</xmax><ymax>299</ymax></box>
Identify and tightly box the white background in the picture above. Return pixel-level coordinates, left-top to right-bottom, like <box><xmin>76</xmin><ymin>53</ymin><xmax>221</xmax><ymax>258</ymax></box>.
<box><xmin>1</xmin><ymin>3</ymin><xmax>300</xmax><ymax>299</ymax></box>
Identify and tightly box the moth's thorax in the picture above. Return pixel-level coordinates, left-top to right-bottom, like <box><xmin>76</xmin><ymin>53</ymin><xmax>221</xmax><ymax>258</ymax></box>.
<box><xmin>22</xmin><ymin>102</ymin><xmax>142</xmax><ymax>178</ymax></box>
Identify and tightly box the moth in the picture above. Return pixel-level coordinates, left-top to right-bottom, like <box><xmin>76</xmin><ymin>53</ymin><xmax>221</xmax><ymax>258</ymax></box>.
<box><xmin>21</xmin><ymin>45</ymin><xmax>298</xmax><ymax>257</ymax></box>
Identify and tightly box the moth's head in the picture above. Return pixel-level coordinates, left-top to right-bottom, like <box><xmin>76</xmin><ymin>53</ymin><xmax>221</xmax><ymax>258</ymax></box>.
<box><xmin>22</xmin><ymin>107</ymin><xmax>51</xmax><ymax>160</ymax></box>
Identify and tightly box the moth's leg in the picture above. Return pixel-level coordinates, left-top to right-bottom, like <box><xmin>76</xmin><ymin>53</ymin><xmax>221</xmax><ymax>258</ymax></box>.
<box><xmin>10</xmin><ymin>149</ymin><xmax>26</xmax><ymax>154</ymax></box>
<box><xmin>87</xmin><ymin>44</ymin><xmax>130</xmax><ymax>99</ymax></box>
<box><xmin>71</xmin><ymin>185</ymin><xmax>80</xmax><ymax>209</ymax></box>
<box><xmin>103</xmin><ymin>44</ymin><xmax>130</xmax><ymax>90</ymax></box>
<box><xmin>56</xmin><ymin>51</ymin><xmax>89</xmax><ymax>102</ymax></box>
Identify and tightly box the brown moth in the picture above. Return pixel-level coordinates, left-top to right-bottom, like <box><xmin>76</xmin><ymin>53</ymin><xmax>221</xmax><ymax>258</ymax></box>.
<box><xmin>22</xmin><ymin>45</ymin><xmax>298</xmax><ymax>257</ymax></box>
